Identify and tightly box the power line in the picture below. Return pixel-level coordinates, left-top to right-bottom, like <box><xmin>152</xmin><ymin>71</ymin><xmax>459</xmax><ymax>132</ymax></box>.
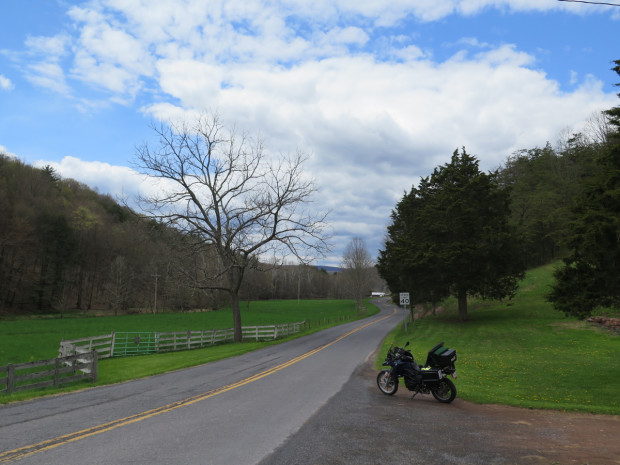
<box><xmin>558</xmin><ymin>0</ymin><xmax>620</xmax><ymax>6</ymax></box>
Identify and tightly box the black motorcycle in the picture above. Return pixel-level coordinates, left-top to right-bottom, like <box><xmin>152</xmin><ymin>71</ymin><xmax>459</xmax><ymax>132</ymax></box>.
<box><xmin>377</xmin><ymin>341</ymin><xmax>458</xmax><ymax>403</ymax></box>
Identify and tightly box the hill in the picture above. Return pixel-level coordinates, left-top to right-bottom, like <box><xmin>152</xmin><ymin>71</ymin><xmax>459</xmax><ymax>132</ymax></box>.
<box><xmin>316</xmin><ymin>265</ymin><xmax>342</xmax><ymax>274</ymax></box>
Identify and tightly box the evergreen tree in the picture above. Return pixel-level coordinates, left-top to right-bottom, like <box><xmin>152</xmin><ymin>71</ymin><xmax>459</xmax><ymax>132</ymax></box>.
<box><xmin>378</xmin><ymin>148</ymin><xmax>525</xmax><ymax>321</ymax></box>
<box><xmin>548</xmin><ymin>59</ymin><xmax>620</xmax><ymax>319</ymax></box>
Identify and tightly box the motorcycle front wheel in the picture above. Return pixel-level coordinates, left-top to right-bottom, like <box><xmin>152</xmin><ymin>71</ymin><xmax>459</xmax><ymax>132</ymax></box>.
<box><xmin>431</xmin><ymin>378</ymin><xmax>456</xmax><ymax>403</ymax></box>
<box><xmin>377</xmin><ymin>370</ymin><xmax>398</xmax><ymax>395</ymax></box>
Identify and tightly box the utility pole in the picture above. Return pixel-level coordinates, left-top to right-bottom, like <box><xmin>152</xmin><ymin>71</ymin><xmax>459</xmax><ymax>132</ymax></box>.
<box><xmin>297</xmin><ymin>265</ymin><xmax>301</xmax><ymax>304</ymax></box>
<box><xmin>153</xmin><ymin>271</ymin><xmax>159</xmax><ymax>314</ymax></box>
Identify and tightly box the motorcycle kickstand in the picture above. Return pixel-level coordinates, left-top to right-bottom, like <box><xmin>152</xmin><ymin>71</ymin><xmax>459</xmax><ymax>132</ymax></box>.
<box><xmin>410</xmin><ymin>388</ymin><xmax>421</xmax><ymax>400</ymax></box>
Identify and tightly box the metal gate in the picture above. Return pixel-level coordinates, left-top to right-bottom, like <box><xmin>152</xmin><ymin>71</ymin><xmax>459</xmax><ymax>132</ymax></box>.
<box><xmin>112</xmin><ymin>332</ymin><xmax>158</xmax><ymax>357</ymax></box>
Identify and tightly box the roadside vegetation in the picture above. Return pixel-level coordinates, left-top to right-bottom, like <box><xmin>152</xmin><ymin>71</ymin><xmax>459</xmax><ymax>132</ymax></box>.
<box><xmin>377</xmin><ymin>264</ymin><xmax>620</xmax><ymax>415</ymax></box>
<box><xmin>0</xmin><ymin>299</ymin><xmax>377</xmax><ymax>404</ymax></box>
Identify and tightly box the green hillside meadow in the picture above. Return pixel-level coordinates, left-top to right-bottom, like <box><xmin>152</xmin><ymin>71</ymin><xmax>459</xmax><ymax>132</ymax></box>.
<box><xmin>378</xmin><ymin>263</ymin><xmax>620</xmax><ymax>415</ymax></box>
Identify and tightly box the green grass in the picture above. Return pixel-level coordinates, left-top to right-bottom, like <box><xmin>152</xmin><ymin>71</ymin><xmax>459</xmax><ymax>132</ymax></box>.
<box><xmin>1</xmin><ymin>299</ymin><xmax>377</xmax><ymax>403</ymax></box>
<box><xmin>0</xmin><ymin>299</ymin><xmax>370</xmax><ymax>365</ymax></box>
<box><xmin>377</xmin><ymin>264</ymin><xmax>620</xmax><ymax>415</ymax></box>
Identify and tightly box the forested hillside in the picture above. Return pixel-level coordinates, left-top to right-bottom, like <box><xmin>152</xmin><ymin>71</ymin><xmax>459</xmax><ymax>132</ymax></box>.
<box><xmin>377</xmin><ymin>109</ymin><xmax>614</xmax><ymax>318</ymax></box>
<box><xmin>498</xmin><ymin>134</ymin><xmax>604</xmax><ymax>268</ymax></box>
<box><xmin>0</xmin><ymin>155</ymin><xmax>179</xmax><ymax>313</ymax></box>
<box><xmin>0</xmin><ymin>155</ymin><xmax>362</xmax><ymax>314</ymax></box>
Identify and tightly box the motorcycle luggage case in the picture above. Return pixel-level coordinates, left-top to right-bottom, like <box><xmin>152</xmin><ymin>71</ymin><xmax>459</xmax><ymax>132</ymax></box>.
<box><xmin>420</xmin><ymin>368</ymin><xmax>441</xmax><ymax>383</ymax></box>
<box><xmin>427</xmin><ymin>347</ymin><xmax>457</xmax><ymax>368</ymax></box>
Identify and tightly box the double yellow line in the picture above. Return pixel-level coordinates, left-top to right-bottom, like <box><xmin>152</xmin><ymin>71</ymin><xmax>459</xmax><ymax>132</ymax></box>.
<box><xmin>0</xmin><ymin>309</ymin><xmax>396</xmax><ymax>463</ymax></box>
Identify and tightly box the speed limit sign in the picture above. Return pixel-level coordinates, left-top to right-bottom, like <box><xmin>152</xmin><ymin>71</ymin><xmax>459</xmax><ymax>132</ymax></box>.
<box><xmin>399</xmin><ymin>292</ymin><xmax>410</xmax><ymax>306</ymax></box>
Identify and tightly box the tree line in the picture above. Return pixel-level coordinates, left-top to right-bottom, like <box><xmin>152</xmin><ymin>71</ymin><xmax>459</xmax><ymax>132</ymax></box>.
<box><xmin>379</xmin><ymin>60</ymin><xmax>620</xmax><ymax>321</ymax></box>
<box><xmin>0</xmin><ymin>153</ymin><xmax>383</xmax><ymax>316</ymax></box>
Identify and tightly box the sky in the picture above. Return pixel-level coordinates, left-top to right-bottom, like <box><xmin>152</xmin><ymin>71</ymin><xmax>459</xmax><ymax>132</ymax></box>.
<box><xmin>1</xmin><ymin>0</ymin><xmax>619</xmax><ymax>266</ymax></box>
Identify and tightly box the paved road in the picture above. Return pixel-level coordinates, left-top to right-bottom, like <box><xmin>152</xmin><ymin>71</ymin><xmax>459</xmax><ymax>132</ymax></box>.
<box><xmin>0</xmin><ymin>302</ymin><xmax>402</xmax><ymax>465</ymax></box>
<box><xmin>261</xmin><ymin>344</ymin><xmax>620</xmax><ymax>465</ymax></box>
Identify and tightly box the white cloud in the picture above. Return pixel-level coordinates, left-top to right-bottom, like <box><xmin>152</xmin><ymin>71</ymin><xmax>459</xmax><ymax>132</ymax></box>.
<box><xmin>12</xmin><ymin>0</ymin><xmax>618</xmax><ymax>264</ymax></box>
<box><xmin>26</xmin><ymin>61</ymin><xmax>70</xmax><ymax>94</ymax></box>
<box><xmin>133</xmin><ymin>40</ymin><xmax>615</xmax><ymax>263</ymax></box>
<box><xmin>0</xmin><ymin>145</ymin><xmax>18</xmax><ymax>158</ymax></box>
<box><xmin>35</xmin><ymin>156</ymin><xmax>145</xmax><ymax>201</ymax></box>
<box><xmin>0</xmin><ymin>75</ymin><xmax>14</xmax><ymax>90</ymax></box>
<box><xmin>38</xmin><ymin>155</ymin><xmax>201</xmax><ymax>210</ymax></box>
<box><xmin>25</xmin><ymin>34</ymin><xmax>70</xmax><ymax>56</ymax></box>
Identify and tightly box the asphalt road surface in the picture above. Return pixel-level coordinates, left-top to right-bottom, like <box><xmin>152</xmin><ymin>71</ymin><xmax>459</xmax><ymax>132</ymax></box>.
<box><xmin>260</xmin><ymin>361</ymin><xmax>620</xmax><ymax>465</ymax></box>
<box><xmin>0</xmin><ymin>302</ymin><xmax>402</xmax><ymax>465</ymax></box>
<box><xmin>3</xmin><ymin>301</ymin><xmax>618</xmax><ymax>465</ymax></box>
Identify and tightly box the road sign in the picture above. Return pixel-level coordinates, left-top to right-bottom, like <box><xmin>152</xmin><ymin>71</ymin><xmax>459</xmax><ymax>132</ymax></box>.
<box><xmin>399</xmin><ymin>292</ymin><xmax>410</xmax><ymax>306</ymax></box>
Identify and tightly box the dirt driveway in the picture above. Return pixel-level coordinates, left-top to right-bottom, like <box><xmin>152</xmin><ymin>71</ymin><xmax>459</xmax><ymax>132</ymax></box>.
<box><xmin>261</xmin><ymin>362</ymin><xmax>620</xmax><ymax>465</ymax></box>
<box><xmin>441</xmin><ymin>392</ymin><xmax>620</xmax><ymax>465</ymax></box>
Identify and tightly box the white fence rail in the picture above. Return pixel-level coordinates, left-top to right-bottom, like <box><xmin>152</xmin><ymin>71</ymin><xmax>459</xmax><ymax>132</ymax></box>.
<box><xmin>58</xmin><ymin>322</ymin><xmax>306</xmax><ymax>359</ymax></box>
<box><xmin>59</xmin><ymin>334</ymin><xmax>114</xmax><ymax>359</ymax></box>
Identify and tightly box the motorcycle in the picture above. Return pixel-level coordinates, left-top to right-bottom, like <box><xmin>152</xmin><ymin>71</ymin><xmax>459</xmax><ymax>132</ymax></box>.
<box><xmin>377</xmin><ymin>341</ymin><xmax>458</xmax><ymax>403</ymax></box>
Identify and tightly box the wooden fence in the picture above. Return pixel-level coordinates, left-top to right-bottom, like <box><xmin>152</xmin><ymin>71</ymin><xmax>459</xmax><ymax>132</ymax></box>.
<box><xmin>59</xmin><ymin>334</ymin><xmax>114</xmax><ymax>359</ymax></box>
<box><xmin>58</xmin><ymin>321</ymin><xmax>306</xmax><ymax>359</ymax></box>
<box><xmin>0</xmin><ymin>352</ymin><xmax>98</xmax><ymax>394</ymax></box>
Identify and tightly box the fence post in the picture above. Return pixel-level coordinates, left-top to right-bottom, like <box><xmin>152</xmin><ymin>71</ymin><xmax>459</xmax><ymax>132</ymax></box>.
<box><xmin>110</xmin><ymin>332</ymin><xmax>116</xmax><ymax>357</ymax></box>
<box><xmin>7</xmin><ymin>364</ymin><xmax>15</xmax><ymax>394</ymax></box>
<box><xmin>187</xmin><ymin>330</ymin><xmax>191</xmax><ymax>350</ymax></box>
<box><xmin>54</xmin><ymin>358</ymin><xmax>60</xmax><ymax>387</ymax></box>
<box><xmin>91</xmin><ymin>351</ymin><xmax>98</xmax><ymax>383</ymax></box>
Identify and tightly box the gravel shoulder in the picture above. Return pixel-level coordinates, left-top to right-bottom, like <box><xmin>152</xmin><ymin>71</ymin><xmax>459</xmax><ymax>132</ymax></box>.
<box><xmin>259</xmin><ymin>359</ymin><xmax>620</xmax><ymax>465</ymax></box>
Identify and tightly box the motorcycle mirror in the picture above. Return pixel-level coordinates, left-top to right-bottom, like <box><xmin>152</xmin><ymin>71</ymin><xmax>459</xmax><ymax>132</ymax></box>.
<box><xmin>405</xmin><ymin>341</ymin><xmax>410</xmax><ymax>347</ymax></box>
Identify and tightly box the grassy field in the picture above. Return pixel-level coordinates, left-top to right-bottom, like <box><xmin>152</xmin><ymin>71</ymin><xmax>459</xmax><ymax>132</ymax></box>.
<box><xmin>0</xmin><ymin>299</ymin><xmax>370</xmax><ymax>365</ymax></box>
<box><xmin>3</xmin><ymin>267</ymin><xmax>619</xmax><ymax>414</ymax></box>
<box><xmin>1</xmin><ymin>299</ymin><xmax>377</xmax><ymax>403</ymax></box>
<box><xmin>377</xmin><ymin>263</ymin><xmax>620</xmax><ymax>415</ymax></box>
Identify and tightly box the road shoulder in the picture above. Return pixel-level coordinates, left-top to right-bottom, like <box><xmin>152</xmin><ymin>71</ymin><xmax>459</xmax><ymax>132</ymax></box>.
<box><xmin>259</xmin><ymin>361</ymin><xmax>620</xmax><ymax>465</ymax></box>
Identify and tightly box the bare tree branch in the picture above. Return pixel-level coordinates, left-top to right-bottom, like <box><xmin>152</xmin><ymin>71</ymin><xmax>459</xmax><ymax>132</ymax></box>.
<box><xmin>134</xmin><ymin>113</ymin><xmax>331</xmax><ymax>341</ymax></box>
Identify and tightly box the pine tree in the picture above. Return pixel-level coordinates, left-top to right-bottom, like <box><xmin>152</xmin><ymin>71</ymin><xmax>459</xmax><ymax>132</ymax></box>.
<box><xmin>379</xmin><ymin>148</ymin><xmax>525</xmax><ymax>321</ymax></box>
<box><xmin>548</xmin><ymin>59</ymin><xmax>620</xmax><ymax>319</ymax></box>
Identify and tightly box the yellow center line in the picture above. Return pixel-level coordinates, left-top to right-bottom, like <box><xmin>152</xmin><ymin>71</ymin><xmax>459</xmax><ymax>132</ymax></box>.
<box><xmin>0</xmin><ymin>309</ymin><xmax>396</xmax><ymax>463</ymax></box>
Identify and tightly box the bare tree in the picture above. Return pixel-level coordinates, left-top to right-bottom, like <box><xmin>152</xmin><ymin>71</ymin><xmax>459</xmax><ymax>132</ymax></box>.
<box><xmin>134</xmin><ymin>114</ymin><xmax>330</xmax><ymax>341</ymax></box>
<box><xmin>583</xmin><ymin>110</ymin><xmax>612</xmax><ymax>145</ymax></box>
<box><xmin>341</xmin><ymin>237</ymin><xmax>374</xmax><ymax>314</ymax></box>
<box><xmin>108</xmin><ymin>255</ymin><xmax>132</xmax><ymax>315</ymax></box>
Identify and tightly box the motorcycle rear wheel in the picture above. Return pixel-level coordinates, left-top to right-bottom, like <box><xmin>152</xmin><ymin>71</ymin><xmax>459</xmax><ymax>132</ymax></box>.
<box><xmin>431</xmin><ymin>378</ymin><xmax>456</xmax><ymax>403</ymax></box>
<box><xmin>377</xmin><ymin>370</ymin><xmax>398</xmax><ymax>395</ymax></box>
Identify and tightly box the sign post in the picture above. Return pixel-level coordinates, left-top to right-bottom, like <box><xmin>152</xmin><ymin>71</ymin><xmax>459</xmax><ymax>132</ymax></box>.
<box><xmin>399</xmin><ymin>292</ymin><xmax>410</xmax><ymax>332</ymax></box>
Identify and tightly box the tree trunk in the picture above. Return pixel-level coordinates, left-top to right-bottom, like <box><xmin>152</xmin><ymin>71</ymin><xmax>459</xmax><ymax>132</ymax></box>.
<box><xmin>458</xmin><ymin>288</ymin><xmax>468</xmax><ymax>322</ymax></box>
<box><xmin>231</xmin><ymin>291</ymin><xmax>242</xmax><ymax>342</ymax></box>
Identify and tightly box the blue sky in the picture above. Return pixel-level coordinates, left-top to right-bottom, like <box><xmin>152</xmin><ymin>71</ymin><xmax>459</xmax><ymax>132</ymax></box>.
<box><xmin>1</xmin><ymin>0</ymin><xmax>619</xmax><ymax>265</ymax></box>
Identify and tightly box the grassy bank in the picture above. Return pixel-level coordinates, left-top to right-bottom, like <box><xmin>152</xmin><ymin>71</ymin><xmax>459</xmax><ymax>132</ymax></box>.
<box><xmin>1</xmin><ymin>299</ymin><xmax>377</xmax><ymax>403</ymax></box>
<box><xmin>377</xmin><ymin>264</ymin><xmax>620</xmax><ymax>415</ymax></box>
